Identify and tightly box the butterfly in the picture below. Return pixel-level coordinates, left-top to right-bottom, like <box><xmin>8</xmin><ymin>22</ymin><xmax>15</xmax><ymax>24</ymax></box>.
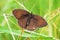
<box><xmin>13</xmin><ymin>9</ymin><xmax>47</xmax><ymax>31</ymax></box>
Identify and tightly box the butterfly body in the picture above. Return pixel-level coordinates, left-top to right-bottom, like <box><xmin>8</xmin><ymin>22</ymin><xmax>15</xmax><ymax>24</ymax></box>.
<box><xmin>13</xmin><ymin>9</ymin><xmax>47</xmax><ymax>31</ymax></box>
<box><xmin>25</xmin><ymin>13</ymin><xmax>33</xmax><ymax>27</ymax></box>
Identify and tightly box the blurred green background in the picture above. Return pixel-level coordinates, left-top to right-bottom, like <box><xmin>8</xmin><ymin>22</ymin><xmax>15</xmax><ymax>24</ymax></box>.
<box><xmin>0</xmin><ymin>0</ymin><xmax>60</xmax><ymax>40</ymax></box>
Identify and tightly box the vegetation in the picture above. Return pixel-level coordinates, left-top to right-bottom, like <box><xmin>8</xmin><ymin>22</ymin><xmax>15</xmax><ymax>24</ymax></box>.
<box><xmin>0</xmin><ymin>0</ymin><xmax>60</xmax><ymax>40</ymax></box>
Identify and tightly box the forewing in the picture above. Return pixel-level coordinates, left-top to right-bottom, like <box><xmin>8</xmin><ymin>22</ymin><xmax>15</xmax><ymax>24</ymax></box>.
<box><xmin>33</xmin><ymin>15</ymin><xmax>47</xmax><ymax>27</ymax></box>
<box><xmin>13</xmin><ymin>9</ymin><xmax>29</xmax><ymax>19</ymax></box>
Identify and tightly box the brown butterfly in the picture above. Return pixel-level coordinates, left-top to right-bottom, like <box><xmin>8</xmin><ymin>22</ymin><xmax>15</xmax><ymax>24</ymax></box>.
<box><xmin>13</xmin><ymin>9</ymin><xmax>47</xmax><ymax>31</ymax></box>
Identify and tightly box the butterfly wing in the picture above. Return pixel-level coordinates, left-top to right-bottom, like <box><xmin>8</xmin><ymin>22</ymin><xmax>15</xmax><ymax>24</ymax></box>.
<box><xmin>26</xmin><ymin>18</ymin><xmax>38</xmax><ymax>31</ymax></box>
<box><xmin>18</xmin><ymin>17</ymin><xmax>38</xmax><ymax>31</ymax></box>
<box><xmin>18</xmin><ymin>16</ymin><xmax>28</xmax><ymax>28</ymax></box>
<box><xmin>13</xmin><ymin>9</ymin><xmax>29</xmax><ymax>19</ymax></box>
<box><xmin>33</xmin><ymin>15</ymin><xmax>47</xmax><ymax>27</ymax></box>
<box><xmin>25</xmin><ymin>15</ymin><xmax>47</xmax><ymax>31</ymax></box>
